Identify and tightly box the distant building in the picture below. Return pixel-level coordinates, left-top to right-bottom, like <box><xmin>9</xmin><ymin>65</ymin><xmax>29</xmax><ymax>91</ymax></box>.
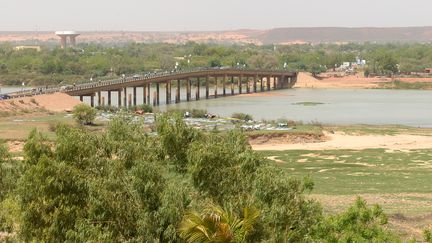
<box><xmin>14</xmin><ymin>46</ymin><xmax>41</xmax><ymax>51</ymax></box>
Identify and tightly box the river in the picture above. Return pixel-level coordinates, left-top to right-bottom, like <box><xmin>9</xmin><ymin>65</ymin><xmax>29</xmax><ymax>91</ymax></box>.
<box><xmin>2</xmin><ymin>86</ymin><xmax>432</xmax><ymax>127</ymax></box>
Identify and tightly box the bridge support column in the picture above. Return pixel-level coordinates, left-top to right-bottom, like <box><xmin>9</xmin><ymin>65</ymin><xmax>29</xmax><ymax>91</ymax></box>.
<box><xmin>205</xmin><ymin>76</ymin><xmax>209</xmax><ymax>99</ymax></box>
<box><xmin>79</xmin><ymin>96</ymin><xmax>83</xmax><ymax>102</ymax></box>
<box><xmin>128</xmin><ymin>94</ymin><xmax>132</xmax><ymax>107</ymax></box>
<box><xmin>231</xmin><ymin>76</ymin><xmax>234</xmax><ymax>95</ymax></box>
<box><xmin>223</xmin><ymin>75</ymin><xmax>227</xmax><ymax>96</ymax></box>
<box><xmin>214</xmin><ymin>77</ymin><xmax>218</xmax><ymax>98</ymax></box>
<box><xmin>90</xmin><ymin>94</ymin><xmax>95</xmax><ymax>107</ymax></box>
<box><xmin>186</xmin><ymin>79</ymin><xmax>191</xmax><ymax>101</ymax></box>
<box><xmin>133</xmin><ymin>87</ymin><xmax>137</xmax><ymax>106</ymax></box>
<box><xmin>118</xmin><ymin>90</ymin><xmax>122</xmax><ymax>107</ymax></box>
<box><xmin>147</xmin><ymin>84</ymin><xmax>151</xmax><ymax>106</ymax></box>
<box><xmin>246</xmin><ymin>77</ymin><xmax>250</xmax><ymax>94</ymax></box>
<box><xmin>108</xmin><ymin>91</ymin><xmax>111</xmax><ymax>106</ymax></box>
<box><xmin>166</xmin><ymin>81</ymin><xmax>171</xmax><ymax>104</ymax></box>
<box><xmin>176</xmin><ymin>80</ymin><xmax>180</xmax><ymax>103</ymax></box>
<box><xmin>97</xmin><ymin>91</ymin><xmax>102</xmax><ymax>106</ymax></box>
<box><xmin>156</xmin><ymin>83</ymin><xmax>160</xmax><ymax>105</ymax></box>
<box><xmin>196</xmin><ymin>78</ymin><xmax>200</xmax><ymax>100</ymax></box>
<box><xmin>143</xmin><ymin>86</ymin><xmax>147</xmax><ymax>104</ymax></box>
<box><xmin>260</xmin><ymin>77</ymin><xmax>264</xmax><ymax>92</ymax></box>
<box><xmin>238</xmin><ymin>75</ymin><xmax>242</xmax><ymax>94</ymax></box>
<box><xmin>267</xmin><ymin>76</ymin><xmax>271</xmax><ymax>91</ymax></box>
<box><xmin>123</xmin><ymin>88</ymin><xmax>127</xmax><ymax>108</ymax></box>
<box><xmin>254</xmin><ymin>75</ymin><xmax>257</xmax><ymax>93</ymax></box>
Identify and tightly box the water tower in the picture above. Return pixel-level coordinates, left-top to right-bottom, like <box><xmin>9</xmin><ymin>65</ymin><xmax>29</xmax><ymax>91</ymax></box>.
<box><xmin>55</xmin><ymin>31</ymin><xmax>80</xmax><ymax>48</ymax></box>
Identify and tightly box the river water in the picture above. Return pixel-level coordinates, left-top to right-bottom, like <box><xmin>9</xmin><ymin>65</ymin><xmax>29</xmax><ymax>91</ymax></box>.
<box><xmin>2</xmin><ymin>86</ymin><xmax>432</xmax><ymax>127</ymax></box>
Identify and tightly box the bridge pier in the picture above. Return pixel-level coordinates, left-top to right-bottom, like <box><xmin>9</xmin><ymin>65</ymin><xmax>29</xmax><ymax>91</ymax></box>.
<box><xmin>133</xmin><ymin>87</ymin><xmax>137</xmax><ymax>106</ymax></box>
<box><xmin>108</xmin><ymin>91</ymin><xmax>111</xmax><ymax>106</ymax></box>
<box><xmin>123</xmin><ymin>88</ymin><xmax>127</xmax><ymax>108</ymax></box>
<box><xmin>260</xmin><ymin>77</ymin><xmax>264</xmax><ymax>92</ymax></box>
<box><xmin>253</xmin><ymin>76</ymin><xmax>257</xmax><ymax>93</ymax></box>
<box><xmin>238</xmin><ymin>75</ymin><xmax>242</xmax><ymax>94</ymax></box>
<box><xmin>246</xmin><ymin>77</ymin><xmax>250</xmax><ymax>94</ymax></box>
<box><xmin>98</xmin><ymin>91</ymin><xmax>102</xmax><ymax>106</ymax></box>
<box><xmin>196</xmin><ymin>78</ymin><xmax>200</xmax><ymax>100</ymax></box>
<box><xmin>118</xmin><ymin>90</ymin><xmax>121</xmax><ymax>107</ymax></box>
<box><xmin>166</xmin><ymin>81</ymin><xmax>171</xmax><ymax>104</ymax></box>
<box><xmin>176</xmin><ymin>79</ymin><xmax>180</xmax><ymax>103</ymax></box>
<box><xmin>267</xmin><ymin>76</ymin><xmax>271</xmax><ymax>91</ymax></box>
<box><xmin>214</xmin><ymin>77</ymin><xmax>218</xmax><ymax>98</ymax></box>
<box><xmin>223</xmin><ymin>75</ymin><xmax>227</xmax><ymax>96</ymax></box>
<box><xmin>142</xmin><ymin>86</ymin><xmax>146</xmax><ymax>104</ymax></box>
<box><xmin>128</xmin><ymin>94</ymin><xmax>132</xmax><ymax>107</ymax></box>
<box><xmin>156</xmin><ymin>83</ymin><xmax>160</xmax><ymax>105</ymax></box>
<box><xmin>186</xmin><ymin>79</ymin><xmax>191</xmax><ymax>101</ymax></box>
<box><xmin>206</xmin><ymin>75</ymin><xmax>209</xmax><ymax>99</ymax></box>
<box><xmin>79</xmin><ymin>95</ymin><xmax>83</xmax><ymax>102</ymax></box>
<box><xmin>231</xmin><ymin>76</ymin><xmax>234</xmax><ymax>95</ymax></box>
<box><xmin>90</xmin><ymin>93</ymin><xmax>94</xmax><ymax>107</ymax></box>
<box><xmin>147</xmin><ymin>84</ymin><xmax>151</xmax><ymax>106</ymax></box>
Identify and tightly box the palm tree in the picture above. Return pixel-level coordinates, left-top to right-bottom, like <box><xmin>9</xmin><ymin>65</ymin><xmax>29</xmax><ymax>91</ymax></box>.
<box><xmin>179</xmin><ymin>204</ymin><xmax>260</xmax><ymax>243</ymax></box>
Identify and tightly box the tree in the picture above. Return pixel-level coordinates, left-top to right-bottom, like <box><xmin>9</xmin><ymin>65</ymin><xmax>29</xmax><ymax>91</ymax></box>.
<box><xmin>156</xmin><ymin>114</ymin><xmax>200</xmax><ymax>172</ymax></box>
<box><xmin>179</xmin><ymin>204</ymin><xmax>260</xmax><ymax>243</ymax></box>
<box><xmin>315</xmin><ymin>197</ymin><xmax>398</xmax><ymax>242</ymax></box>
<box><xmin>72</xmin><ymin>104</ymin><xmax>97</xmax><ymax>125</ymax></box>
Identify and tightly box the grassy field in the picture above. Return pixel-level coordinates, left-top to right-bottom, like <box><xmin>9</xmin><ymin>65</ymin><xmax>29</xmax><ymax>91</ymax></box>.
<box><xmin>259</xmin><ymin>149</ymin><xmax>432</xmax><ymax>215</ymax></box>
<box><xmin>0</xmin><ymin>112</ymin><xmax>75</xmax><ymax>141</ymax></box>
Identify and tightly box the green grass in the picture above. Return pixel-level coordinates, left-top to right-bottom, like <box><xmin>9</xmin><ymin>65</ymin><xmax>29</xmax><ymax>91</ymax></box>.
<box><xmin>260</xmin><ymin>149</ymin><xmax>432</xmax><ymax>195</ymax></box>
<box><xmin>259</xmin><ymin>148</ymin><xmax>432</xmax><ymax>216</ymax></box>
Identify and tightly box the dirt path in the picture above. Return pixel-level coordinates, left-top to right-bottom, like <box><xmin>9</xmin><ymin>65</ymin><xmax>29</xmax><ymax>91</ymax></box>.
<box><xmin>252</xmin><ymin>132</ymin><xmax>432</xmax><ymax>151</ymax></box>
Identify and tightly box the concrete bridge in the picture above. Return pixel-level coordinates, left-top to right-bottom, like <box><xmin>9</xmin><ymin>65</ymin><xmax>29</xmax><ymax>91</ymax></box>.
<box><xmin>8</xmin><ymin>68</ymin><xmax>297</xmax><ymax>107</ymax></box>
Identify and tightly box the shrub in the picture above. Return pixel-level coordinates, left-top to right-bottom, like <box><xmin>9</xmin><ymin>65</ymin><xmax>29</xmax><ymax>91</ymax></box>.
<box><xmin>133</xmin><ymin>104</ymin><xmax>153</xmax><ymax>113</ymax></box>
<box><xmin>231</xmin><ymin>112</ymin><xmax>253</xmax><ymax>121</ymax></box>
<box><xmin>190</xmin><ymin>109</ymin><xmax>207</xmax><ymax>118</ymax></box>
<box><xmin>72</xmin><ymin>104</ymin><xmax>97</xmax><ymax>125</ymax></box>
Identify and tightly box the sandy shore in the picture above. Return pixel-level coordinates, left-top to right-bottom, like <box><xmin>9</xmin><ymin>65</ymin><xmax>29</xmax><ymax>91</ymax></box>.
<box><xmin>252</xmin><ymin>132</ymin><xmax>432</xmax><ymax>151</ymax></box>
<box><xmin>294</xmin><ymin>72</ymin><xmax>432</xmax><ymax>89</ymax></box>
<box><xmin>0</xmin><ymin>92</ymin><xmax>81</xmax><ymax>112</ymax></box>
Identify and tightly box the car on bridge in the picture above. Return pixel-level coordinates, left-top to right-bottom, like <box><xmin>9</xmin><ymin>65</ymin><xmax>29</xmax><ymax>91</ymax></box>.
<box><xmin>0</xmin><ymin>94</ymin><xmax>11</xmax><ymax>100</ymax></box>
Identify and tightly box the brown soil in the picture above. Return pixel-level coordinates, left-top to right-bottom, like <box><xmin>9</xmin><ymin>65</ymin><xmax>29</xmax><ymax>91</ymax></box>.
<box><xmin>252</xmin><ymin>132</ymin><xmax>432</xmax><ymax>151</ymax></box>
<box><xmin>248</xmin><ymin>132</ymin><xmax>325</xmax><ymax>145</ymax></box>
<box><xmin>0</xmin><ymin>92</ymin><xmax>81</xmax><ymax>113</ymax></box>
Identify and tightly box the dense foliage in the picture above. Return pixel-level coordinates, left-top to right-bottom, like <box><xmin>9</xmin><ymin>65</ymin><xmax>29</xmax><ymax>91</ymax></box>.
<box><xmin>1</xmin><ymin>42</ymin><xmax>432</xmax><ymax>86</ymax></box>
<box><xmin>72</xmin><ymin>103</ymin><xmax>97</xmax><ymax>125</ymax></box>
<box><xmin>0</xmin><ymin>114</ymin><xmax>399</xmax><ymax>241</ymax></box>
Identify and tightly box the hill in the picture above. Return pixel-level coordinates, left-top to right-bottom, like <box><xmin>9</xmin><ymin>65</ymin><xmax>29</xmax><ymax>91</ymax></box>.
<box><xmin>1</xmin><ymin>27</ymin><xmax>432</xmax><ymax>45</ymax></box>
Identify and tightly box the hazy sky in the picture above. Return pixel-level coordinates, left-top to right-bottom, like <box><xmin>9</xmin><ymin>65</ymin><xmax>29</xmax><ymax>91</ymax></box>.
<box><xmin>1</xmin><ymin>0</ymin><xmax>431</xmax><ymax>31</ymax></box>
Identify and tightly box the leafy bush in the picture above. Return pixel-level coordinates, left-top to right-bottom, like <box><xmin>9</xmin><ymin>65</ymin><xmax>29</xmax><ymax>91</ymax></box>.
<box><xmin>129</xmin><ymin>104</ymin><xmax>153</xmax><ymax>113</ymax></box>
<box><xmin>72</xmin><ymin>104</ymin><xmax>97</xmax><ymax>125</ymax></box>
<box><xmin>232</xmin><ymin>112</ymin><xmax>253</xmax><ymax>121</ymax></box>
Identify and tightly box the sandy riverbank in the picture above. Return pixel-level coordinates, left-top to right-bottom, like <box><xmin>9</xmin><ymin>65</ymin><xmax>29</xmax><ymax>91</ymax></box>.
<box><xmin>294</xmin><ymin>72</ymin><xmax>432</xmax><ymax>89</ymax></box>
<box><xmin>0</xmin><ymin>92</ymin><xmax>81</xmax><ymax>113</ymax></box>
<box><xmin>252</xmin><ymin>132</ymin><xmax>432</xmax><ymax>151</ymax></box>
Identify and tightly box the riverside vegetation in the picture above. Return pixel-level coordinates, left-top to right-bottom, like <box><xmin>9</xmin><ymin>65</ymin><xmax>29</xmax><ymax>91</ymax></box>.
<box><xmin>0</xmin><ymin>112</ymin><xmax>414</xmax><ymax>242</ymax></box>
<box><xmin>1</xmin><ymin>42</ymin><xmax>432</xmax><ymax>86</ymax></box>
